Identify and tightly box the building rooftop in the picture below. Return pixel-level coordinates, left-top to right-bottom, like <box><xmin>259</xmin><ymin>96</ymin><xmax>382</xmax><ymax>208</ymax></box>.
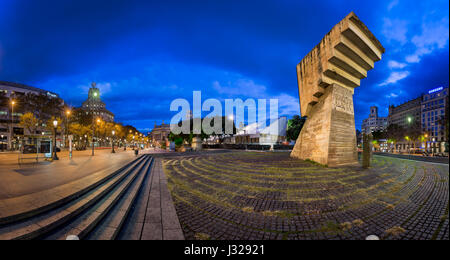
<box><xmin>0</xmin><ymin>80</ymin><xmax>59</xmax><ymax>97</ymax></box>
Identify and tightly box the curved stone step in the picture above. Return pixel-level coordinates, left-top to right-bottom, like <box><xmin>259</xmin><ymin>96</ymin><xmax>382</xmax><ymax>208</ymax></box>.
<box><xmin>0</xmin><ymin>154</ymin><xmax>147</xmax><ymax>226</ymax></box>
<box><xmin>85</xmin><ymin>157</ymin><xmax>153</xmax><ymax>240</ymax></box>
<box><xmin>0</xmin><ymin>155</ymin><xmax>148</xmax><ymax>240</ymax></box>
<box><xmin>42</xmin><ymin>155</ymin><xmax>152</xmax><ymax>240</ymax></box>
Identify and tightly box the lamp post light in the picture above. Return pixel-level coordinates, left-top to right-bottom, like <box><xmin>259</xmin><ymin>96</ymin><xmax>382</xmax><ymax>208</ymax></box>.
<box><xmin>9</xmin><ymin>100</ymin><xmax>15</xmax><ymax>151</ymax></box>
<box><xmin>53</xmin><ymin>119</ymin><xmax>59</xmax><ymax>161</ymax></box>
<box><xmin>432</xmin><ymin>137</ymin><xmax>436</xmax><ymax>156</ymax></box>
<box><xmin>112</xmin><ymin>130</ymin><xmax>116</xmax><ymax>153</ymax></box>
<box><xmin>65</xmin><ymin>109</ymin><xmax>71</xmax><ymax>148</ymax></box>
<box><xmin>92</xmin><ymin>118</ymin><xmax>101</xmax><ymax>156</ymax></box>
<box><xmin>407</xmin><ymin>116</ymin><xmax>413</xmax><ymax>127</ymax></box>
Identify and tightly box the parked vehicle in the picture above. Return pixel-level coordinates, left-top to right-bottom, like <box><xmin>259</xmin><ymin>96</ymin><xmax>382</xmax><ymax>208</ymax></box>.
<box><xmin>409</xmin><ymin>148</ymin><xmax>424</xmax><ymax>155</ymax></box>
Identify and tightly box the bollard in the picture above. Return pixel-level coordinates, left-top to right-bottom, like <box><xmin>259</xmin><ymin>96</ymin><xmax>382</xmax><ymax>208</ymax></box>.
<box><xmin>365</xmin><ymin>235</ymin><xmax>380</xmax><ymax>240</ymax></box>
<box><xmin>66</xmin><ymin>235</ymin><xmax>79</xmax><ymax>240</ymax></box>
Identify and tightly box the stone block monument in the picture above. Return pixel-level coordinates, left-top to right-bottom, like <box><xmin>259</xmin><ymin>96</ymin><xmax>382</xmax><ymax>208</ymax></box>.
<box><xmin>192</xmin><ymin>136</ymin><xmax>203</xmax><ymax>151</ymax></box>
<box><xmin>291</xmin><ymin>12</ymin><xmax>384</xmax><ymax>167</ymax></box>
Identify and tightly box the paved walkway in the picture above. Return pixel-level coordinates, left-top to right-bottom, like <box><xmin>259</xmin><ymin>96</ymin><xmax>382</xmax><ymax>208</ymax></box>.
<box><xmin>0</xmin><ymin>149</ymin><xmax>184</xmax><ymax>239</ymax></box>
<box><xmin>0</xmin><ymin>149</ymin><xmax>144</xmax><ymax>221</ymax></box>
<box><xmin>374</xmin><ymin>152</ymin><xmax>449</xmax><ymax>164</ymax></box>
<box><xmin>118</xmin><ymin>158</ymin><xmax>184</xmax><ymax>240</ymax></box>
<box><xmin>0</xmin><ymin>149</ymin><xmax>138</xmax><ymax>199</ymax></box>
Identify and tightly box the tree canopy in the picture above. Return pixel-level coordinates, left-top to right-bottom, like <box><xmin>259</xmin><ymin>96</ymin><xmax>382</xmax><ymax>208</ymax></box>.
<box><xmin>286</xmin><ymin>115</ymin><xmax>306</xmax><ymax>141</ymax></box>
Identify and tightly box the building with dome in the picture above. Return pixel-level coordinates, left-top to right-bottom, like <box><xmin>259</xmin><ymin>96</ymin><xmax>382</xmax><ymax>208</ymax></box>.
<box><xmin>80</xmin><ymin>82</ymin><xmax>114</xmax><ymax>122</ymax></box>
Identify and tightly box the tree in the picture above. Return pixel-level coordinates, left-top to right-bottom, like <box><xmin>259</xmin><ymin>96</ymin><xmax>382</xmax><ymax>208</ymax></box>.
<box><xmin>69</xmin><ymin>123</ymin><xmax>91</xmax><ymax>148</ymax></box>
<box><xmin>437</xmin><ymin>94</ymin><xmax>449</xmax><ymax>152</ymax></box>
<box><xmin>17</xmin><ymin>93</ymin><xmax>63</xmax><ymax>120</ymax></box>
<box><xmin>46</xmin><ymin>117</ymin><xmax>63</xmax><ymax>134</ymax></box>
<box><xmin>72</xmin><ymin>107</ymin><xmax>93</xmax><ymax>126</ymax></box>
<box><xmin>19</xmin><ymin>112</ymin><xmax>39</xmax><ymax>135</ymax></box>
<box><xmin>169</xmin><ymin>116</ymin><xmax>236</xmax><ymax>145</ymax></box>
<box><xmin>286</xmin><ymin>115</ymin><xmax>306</xmax><ymax>141</ymax></box>
<box><xmin>168</xmin><ymin>132</ymin><xmax>184</xmax><ymax>147</ymax></box>
<box><xmin>371</xmin><ymin>130</ymin><xmax>386</xmax><ymax>141</ymax></box>
<box><xmin>406</xmin><ymin>121</ymin><xmax>422</xmax><ymax>149</ymax></box>
<box><xmin>386</xmin><ymin>124</ymin><xmax>405</xmax><ymax>144</ymax></box>
<box><xmin>385</xmin><ymin>124</ymin><xmax>405</xmax><ymax>152</ymax></box>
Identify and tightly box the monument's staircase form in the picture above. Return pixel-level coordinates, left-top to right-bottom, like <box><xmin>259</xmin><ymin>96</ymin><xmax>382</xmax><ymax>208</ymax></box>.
<box><xmin>291</xmin><ymin>12</ymin><xmax>385</xmax><ymax>167</ymax></box>
<box><xmin>296</xmin><ymin>11</ymin><xmax>385</xmax><ymax>114</ymax></box>
<box><xmin>0</xmin><ymin>154</ymin><xmax>153</xmax><ymax>240</ymax></box>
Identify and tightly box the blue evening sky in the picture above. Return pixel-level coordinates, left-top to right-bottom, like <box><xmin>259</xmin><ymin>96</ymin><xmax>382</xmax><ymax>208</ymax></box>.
<box><xmin>0</xmin><ymin>0</ymin><xmax>448</xmax><ymax>132</ymax></box>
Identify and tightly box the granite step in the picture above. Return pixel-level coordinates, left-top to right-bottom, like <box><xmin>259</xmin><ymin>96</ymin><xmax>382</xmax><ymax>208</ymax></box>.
<box><xmin>42</xmin><ymin>155</ymin><xmax>152</xmax><ymax>240</ymax></box>
<box><xmin>0</xmin><ymin>154</ymin><xmax>147</xmax><ymax>226</ymax></box>
<box><xmin>0</xmin><ymin>155</ymin><xmax>148</xmax><ymax>240</ymax></box>
<box><xmin>85</xmin><ymin>157</ymin><xmax>153</xmax><ymax>240</ymax></box>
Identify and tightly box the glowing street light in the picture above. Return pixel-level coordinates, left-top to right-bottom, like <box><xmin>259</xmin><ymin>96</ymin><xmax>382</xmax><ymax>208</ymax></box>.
<box><xmin>112</xmin><ymin>130</ymin><xmax>116</xmax><ymax>153</ymax></box>
<box><xmin>65</xmin><ymin>109</ymin><xmax>72</xmax><ymax>148</ymax></box>
<box><xmin>9</xmin><ymin>100</ymin><xmax>15</xmax><ymax>151</ymax></box>
<box><xmin>53</xmin><ymin>120</ymin><xmax>59</xmax><ymax>161</ymax></box>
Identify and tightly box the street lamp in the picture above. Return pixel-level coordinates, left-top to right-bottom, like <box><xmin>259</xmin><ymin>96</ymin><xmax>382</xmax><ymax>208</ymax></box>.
<box><xmin>10</xmin><ymin>100</ymin><xmax>15</xmax><ymax>151</ymax></box>
<box><xmin>91</xmin><ymin>118</ymin><xmax>101</xmax><ymax>156</ymax></box>
<box><xmin>432</xmin><ymin>137</ymin><xmax>436</xmax><ymax>156</ymax></box>
<box><xmin>53</xmin><ymin>119</ymin><xmax>59</xmax><ymax>160</ymax></box>
<box><xmin>112</xmin><ymin>130</ymin><xmax>116</xmax><ymax>153</ymax></box>
<box><xmin>65</xmin><ymin>109</ymin><xmax>71</xmax><ymax>148</ymax></box>
<box><xmin>90</xmin><ymin>82</ymin><xmax>97</xmax><ymax>156</ymax></box>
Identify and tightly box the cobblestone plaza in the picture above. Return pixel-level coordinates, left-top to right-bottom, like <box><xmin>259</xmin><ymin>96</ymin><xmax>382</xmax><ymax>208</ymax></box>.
<box><xmin>164</xmin><ymin>152</ymin><xmax>449</xmax><ymax>240</ymax></box>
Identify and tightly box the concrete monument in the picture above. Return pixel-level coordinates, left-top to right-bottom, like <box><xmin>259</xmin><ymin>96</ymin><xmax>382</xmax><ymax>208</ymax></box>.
<box><xmin>291</xmin><ymin>12</ymin><xmax>385</xmax><ymax>167</ymax></box>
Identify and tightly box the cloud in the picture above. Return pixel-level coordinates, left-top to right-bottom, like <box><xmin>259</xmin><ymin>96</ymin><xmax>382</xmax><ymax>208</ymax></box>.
<box><xmin>272</xmin><ymin>93</ymin><xmax>300</xmax><ymax>115</ymax></box>
<box><xmin>387</xmin><ymin>0</ymin><xmax>399</xmax><ymax>11</ymax></box>
<box><xmin>385</xmin><ymin>90</ymin><xmax>403</xmax><ymax>99</ymax></box>
<box><xmin>78</xmin><ymin>82</ymin><xmax>113</xmax><ymax>96</ymax></box>
<box><xmin>213</xmin><ymin>79</ymin><xmax>267</xmax><ymax>98</ymax></box>
<box><xmin>213</xmin><ymin>78</ymin><xmax>299</xmax><ymax>116</ymax></box>
<box><xmin>406</xmin><ymin>17</ymin><xmax>449</xmax><ymax>63</ymax></box>
<box><xmin>382</xmin><ymin>18</ymin><xmax>408</xmax><ymax>45</ymax></box>
<box><xmin>385</xmin><ymin>92</ymin><xmax>398</xmax><ymax>98</ymax></box>
<box><xmin>388</xmin><ymin>60</ymin><xmax>407</xmax><ymax>69</ymax></box>
<box><xmin>379</xmin><ymin>71</ymin><xmax>410</xmax><ymax>86</ymax></box>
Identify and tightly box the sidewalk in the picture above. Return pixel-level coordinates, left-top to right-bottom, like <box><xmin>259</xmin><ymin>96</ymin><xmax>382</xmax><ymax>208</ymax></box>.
<box><xmin>374</xmin><ymin>152</ymin><xmax>449</xmax><ymax>164</ymax></box>
<box><xmin>118</xmin><ymin>158</ymin><xmax>184</xmax><ymax>240</ymax></box>
<box><xmin>0</xmin><ymin>149</ymin><xmax>137</xmax><ymax>200</ymax></box>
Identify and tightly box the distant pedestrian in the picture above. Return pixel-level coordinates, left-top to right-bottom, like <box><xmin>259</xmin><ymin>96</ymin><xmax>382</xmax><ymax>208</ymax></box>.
<box><xmin>135</xmin><ymin>149</ymin><xmax>138</xmax><ymax>157</ymax></box>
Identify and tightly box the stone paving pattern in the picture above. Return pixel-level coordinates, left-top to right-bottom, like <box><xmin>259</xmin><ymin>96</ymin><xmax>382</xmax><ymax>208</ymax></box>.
<box><xmin>163</xmin><ymin>152</ymin><xmax>449</xmax><ymax>240</ymax></box>
<box><xmin>118</xmin><ymin>158</ymin><xmax>184</xmax><ymax>240</ymax></box>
